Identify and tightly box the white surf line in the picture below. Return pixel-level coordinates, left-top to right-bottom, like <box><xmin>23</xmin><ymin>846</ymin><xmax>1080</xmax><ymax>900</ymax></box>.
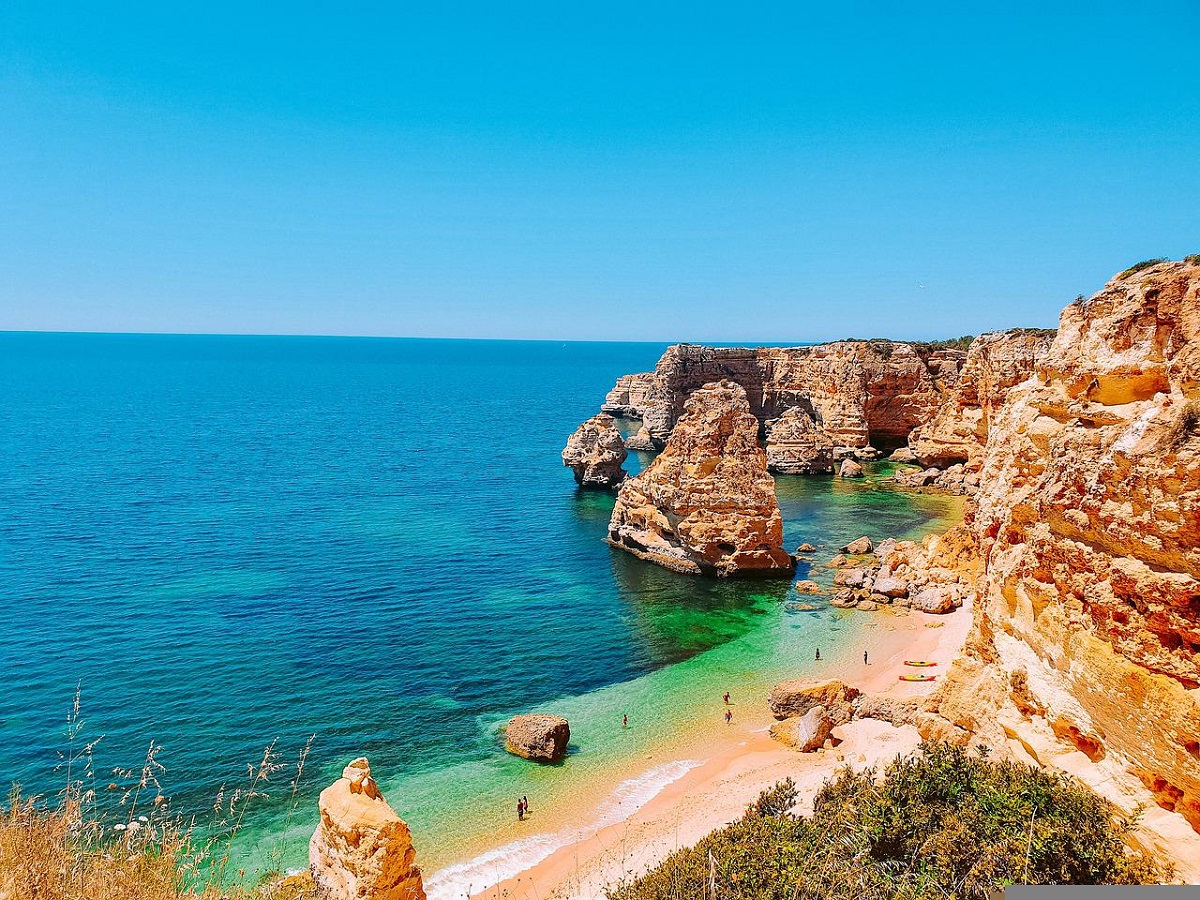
<box><xmin>424</xmin><ymin>758</ymin><xmax>701</xmax><ymax>900</ymax></box>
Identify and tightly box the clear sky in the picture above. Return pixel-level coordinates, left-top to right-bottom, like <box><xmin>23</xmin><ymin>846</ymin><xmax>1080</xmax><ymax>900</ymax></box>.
<box><xmin>1</xmin><ymin>2</ymin><xmax>1197</xmax><ymax>342</ymax></box>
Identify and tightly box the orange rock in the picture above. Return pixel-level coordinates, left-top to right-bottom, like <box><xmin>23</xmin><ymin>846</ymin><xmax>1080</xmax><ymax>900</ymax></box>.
<box><xmin>607</xmin><ymin>380</ymin><xmax>794</xmax><ymax>577</ymax></box>
<box><xmin>309</xmin><ymin>758</ymin><xmax>425</xmax><ymax>900</ymax></box>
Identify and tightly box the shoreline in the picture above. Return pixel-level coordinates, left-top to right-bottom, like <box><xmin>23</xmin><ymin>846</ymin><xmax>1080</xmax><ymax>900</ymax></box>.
<box><xmin>423</xmin><ymin>600</ymin><xmax>973</xmax><ymax>900</ymax></box>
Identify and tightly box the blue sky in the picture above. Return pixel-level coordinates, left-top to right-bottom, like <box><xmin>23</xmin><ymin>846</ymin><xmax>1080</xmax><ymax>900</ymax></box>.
<box><xmin>1</xmin><ymin>2</ymin><xmax>1197</xmax><ymax>342</ymax></box>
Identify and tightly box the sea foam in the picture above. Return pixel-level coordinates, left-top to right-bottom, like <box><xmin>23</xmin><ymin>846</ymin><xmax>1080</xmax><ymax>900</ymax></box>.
<box><xmin>424</xmin><ymin>758</ymin><xmax>700</xmax><ymax>900</ymax></box>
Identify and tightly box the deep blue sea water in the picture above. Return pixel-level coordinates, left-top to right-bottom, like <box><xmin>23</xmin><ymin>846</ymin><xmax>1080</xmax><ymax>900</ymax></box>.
<box><xmin>0</xmin><ymin>333</ymin><xmax>960</xmax><ymax>886</ymax></box>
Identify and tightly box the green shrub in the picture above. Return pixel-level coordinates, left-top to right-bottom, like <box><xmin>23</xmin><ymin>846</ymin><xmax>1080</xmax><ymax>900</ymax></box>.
<box><xmin>1118</xmin><ymin>258</ymin><xmax>1168</xmax><ymax>279</ymax></box>
<box><xmin>607</xmin><ymin>743</ymin><xmax>1166</xmax><ymax>900</ymax></box>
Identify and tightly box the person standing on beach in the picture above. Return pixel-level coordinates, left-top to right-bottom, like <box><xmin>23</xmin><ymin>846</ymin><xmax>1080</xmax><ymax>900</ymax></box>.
<box><xmin>723</xmin><ymin>692</ymin><xmax>730</xmax><ymax>705</ymax></box>
<box><xmin>517</xmin><ymin>799</ymin><xmax>524</xmax><ymax>821</ymax></box>
<box><xmin>725</xmin><ymin>709</ymin><xmax>733</xmax><ymax>724</ymax></box>
<box><xmin>523</xmin><ymin>795</ymin><xmax>529</xmax><ymax>815</ymax></box>
<box><xmin>863</xmin><ymin>650</ymin><xmax>869</xmax><ymax>665</ymax></box>
<box><xmin>815</xmin><ymin>648</ymin><xmax>821</xmax><ymax>660</ymax></box>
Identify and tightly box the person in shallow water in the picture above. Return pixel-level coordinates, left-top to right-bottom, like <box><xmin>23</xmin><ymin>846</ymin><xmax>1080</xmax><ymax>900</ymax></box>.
<box><xmin>622</xmin><ymin>713</ymin><xmax>628</xmax><ymax>728</ymax></box>
<box><xmin>517</xmin><ymin>799</ymin><xmax>524</xmax><ymax>821</ymax></box>
<box><xmin>724</xmin><ymin>709</ymin><xmax>733</xmax><ymax>724</ymax></box>
<box><xmin>523</xmin><ymin>795</ymin><xmax>529</xmax><ymax>815</ymax></box>
<box><xmin>723</xmin><ymin>691</ymin><xmax>730</xmax><ymax>704</ymax></box>
<box><xmin>815</xmin><ymin>648</ymin><xmax>821</xmax><ymax>660</ymax></box>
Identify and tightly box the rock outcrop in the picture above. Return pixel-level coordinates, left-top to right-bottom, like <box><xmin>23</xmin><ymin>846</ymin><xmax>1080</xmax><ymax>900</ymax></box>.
<box><xmin>598</xmin><ymin>341</ymin><xmax>966</xmax><ymax>450</ymax></box>
<box><xmin>602</xmin><ymin>372</ymin><xmax>659</xmax><ymax>419</ymax></box>
<box><xmin>768</xmin><ymin>679</ymin><xmax>861</xmax><ymax>724</ymax></box>
<box><xmin>562</xmin><ymin>414</ymin><xmax>628</xmax><ymax>488</ymax></box>
<box><xmin>607</xmin><ymin>380</ymin><xmax>795</xmax><ymax>577</ymax></box>
<box><xmin>764</xmin><ymin>407</ymin><xmax>836</xmax><ymax>474</ymax></box>
<box><xmin>770</xmin><ymin>705</ymin><xmax>834</xmax><ymax>752</ymax></box>
<box><xmin>908</xmin><ymin>329</ymin><xmax>1054</xmax><ymax>468</ymax></box>
<box><xmin>310</xmin><ymin>758</ymin><xmax>425</xmax><ymax>900</ymax></box>
<box><xmin>504</xmin><ymin>714</ymin><xmax>571</xmax><ymax>763</ymax></box>
<box><xmin>919</xmin><ymin>258</ymin><xmax>1200</xmax><ymax>860</ymax></box>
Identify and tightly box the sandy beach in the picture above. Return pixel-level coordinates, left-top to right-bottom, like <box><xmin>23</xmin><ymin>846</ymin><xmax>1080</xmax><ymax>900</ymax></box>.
<box><xmin>424</xmin><ymin>599</ymin><xmax>973</xmax><ymax>900</ymax></box>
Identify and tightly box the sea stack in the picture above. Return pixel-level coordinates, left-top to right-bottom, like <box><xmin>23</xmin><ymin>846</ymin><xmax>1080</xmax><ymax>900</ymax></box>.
<box><xmin>309</xmin><ymin>758</ymin><xmax>426</xmax><ymax>900</ymax></box>
<box><xmin>562</xmin><ymin>413</ymin><xmax>628</xmax><ymax>488</ymax></box>
<box><xmin>606</xmin><ymin>379</ymin><xmax>794</xmax><ymax>577</ymax></box>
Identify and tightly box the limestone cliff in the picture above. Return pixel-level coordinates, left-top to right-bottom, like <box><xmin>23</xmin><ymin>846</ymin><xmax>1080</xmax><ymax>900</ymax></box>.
<box><xmin>562</xmin><ymin>414</ymin><xmax>627</xmax><ymax>488</ymax></box>
<box><xmin>607</xmin><ymin>380</ymin><xmax>794</xmax><ymax>577</ymax></box>
<box><xmin>918</xmin><ymin>257</ymin><xmax>1200</xmax><ymax>867</ymax></box>
<box><xmin>310</xmin><ymin>758</ymin><xmax>425</xmax><ymax>900</ymax></box>
<box><xmin>764</xmin><ymin>407</ymin><xmax>835</xmax><ymax>474</ymax></box>
<box><xmin>597</xmin><ymin>341</ymin><xmax>965</xmax><ymax>453</ymax></box>
<box><xmin>908</xmin><ymin>329</ymin><xmax>1054</xmax><ymax>468</ymax></box>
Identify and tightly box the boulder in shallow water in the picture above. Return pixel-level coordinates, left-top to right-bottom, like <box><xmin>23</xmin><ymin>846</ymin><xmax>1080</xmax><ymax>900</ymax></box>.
<box><xmin>310</xmin><ymin>758</ymin><xmax>426</xmax><ymax>900</ymax></box>
<box><xmin>840</xmin><ymin>535</ymin><xmax>874</xmax><ymax>555</ymax></box>
<box><xmin>795</xmin><ymin>542</ymin><xmax>817</xmax><ymax>554</ymax></box>
<box><xmin>504</xmin><ymin>713</ymin><xmax>571</xmax><ymax>763</ymax></box>
<box><xmin>839</xmin><ymin>458</ymin><xmax>865</xmax><ymax>478</ymax></box>
<box><xmin>794</xmin><ymin>580</ymin><xmax>822</xmax><ymax>594</ymax></box>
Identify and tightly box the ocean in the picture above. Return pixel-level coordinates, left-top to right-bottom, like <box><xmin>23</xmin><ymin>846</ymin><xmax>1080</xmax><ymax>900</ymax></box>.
<box><xmin>0</xmin><ymin>333</ymin><xmax>961</xmax><ymax>888</ymax></box>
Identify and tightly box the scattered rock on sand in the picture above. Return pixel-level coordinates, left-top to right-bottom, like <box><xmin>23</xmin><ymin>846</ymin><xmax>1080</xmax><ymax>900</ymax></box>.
<box><xmin>855</xmin><ymin>598</ymin><xmax>879</xmax><ymax>611</ymax></box>
<box><xmin>830</xmin><ymin>590</ymin><xmax>857</xmax><ymax>608</ymax></box>
<box><xmin>840</xmin><ymin>535</ymin><xmax>874</xmax><ymax>554</ymax></box>
<box><xmin>505</xmin><ymin>714</ymin><xmax>571</xmax><ymax>763</ymax></box>
<box><xmin>770</xmin><ymin>705</ymin><xmax>833</xmax><ymax>752</ymax></box>
<box><xmin>909</xmin><ymin>584</ymin><xmax>960</xmax><ymax>614</ymax></box>
<box><xmin>310</xmin><ymin>758</ymin><xmax>426</xmax><ymax>900</ymax></box>
<box><xmin>768</xmin><ymin>679</ymin><xmax>861</xmax><ymax>724</ymax></box>
<box><xmin>873</xmin><ymin>575</ymin><xmax>908</xmax><ymax>598</ymax></box>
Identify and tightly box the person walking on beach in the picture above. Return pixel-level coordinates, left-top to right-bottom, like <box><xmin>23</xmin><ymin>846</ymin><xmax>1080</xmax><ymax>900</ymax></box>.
<box><xmin>517</xmin><ymin>799</ymin><xmax>524</xmax><ymax>821</ymax></box>
<box><xmin>723</xmin><ymin>691</ymin><xmax>731</xmax><ymax>705</ymax></box>
<box><xmin>815</xmin><ymin>648</ymin><xmax>821</xmax><ymax>661</ymax></box>
<box><xmin>724</xmin><ymin>709</ymin><xmax>733</xmax><ymax>725</ymax></box>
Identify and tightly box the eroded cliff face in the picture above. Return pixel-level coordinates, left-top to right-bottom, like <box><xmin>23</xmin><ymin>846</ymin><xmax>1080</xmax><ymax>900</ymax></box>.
<box><xmin>908</xmin><ymin>329</ymin><xmax>1054</xmax><ymax>468</ymax></box>
<box><xmin>607</xmin><ymin>379</ymin><xmax>794</xmax><ymax>577</ymax></box>
<box><xmin>601</xmin><ymin>341</ymin><xmax>966</xmax><ymax>452</ymax></box>
<box><xmin>919</xmin><ymin>258</ymin><xmax>1200</xmax><ymax>867</ymax></box>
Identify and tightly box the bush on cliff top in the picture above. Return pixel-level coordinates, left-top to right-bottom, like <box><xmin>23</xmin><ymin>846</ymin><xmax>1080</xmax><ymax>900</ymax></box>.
<box><xmin>607</xmin><ymin>743</ymin><xmax>1166</xmax><ymax>900</ymax></box>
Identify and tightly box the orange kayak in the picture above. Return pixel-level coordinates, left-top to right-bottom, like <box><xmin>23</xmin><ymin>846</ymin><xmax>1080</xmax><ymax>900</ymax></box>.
<box><xmin>903</xmin><ymin>660</ymin><xmax>937</xmax><ymax>667</ymax></box>
<box><xmin>899</xmin><ymin>674</ymin><xmax>936</xmax><ymax>682</ymax></box>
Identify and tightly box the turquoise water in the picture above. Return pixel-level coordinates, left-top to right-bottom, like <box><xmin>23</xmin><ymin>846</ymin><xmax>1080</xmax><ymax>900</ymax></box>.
<box><xmin>0</xmin><ymin>333</ymin><xmax>960</xmax><ymax>884</ymax></box>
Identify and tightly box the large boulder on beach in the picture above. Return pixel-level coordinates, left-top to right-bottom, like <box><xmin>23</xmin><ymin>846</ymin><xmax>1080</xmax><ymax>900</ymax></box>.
<box><xmin>607</xmin><ymin>380</ymin><xmax>795</xmax><ymax>577</ymax></box>
<box><xmin>910</xmin><ymin>584</ymin><xmax>960</xmax><ymax>614</ymax></box>
<box><xmin>873</xmin><ymin>575</ymin><xmax>908</xmax><ymax>598</ymax></box>
<box><xmin>770</xmin><ymin>705</ymin><xmax>833</xmax><ymax>752</ymax></box>
<box><xmin>310</xmin><ymin>758</ymin><xmax>426</xmax><ymax>900</ymax></box>
<box><xmin>562</xmin><ymin>414</ymin><xmax>628</xmax><ymax>489</ymax></box>
<box><xmin>504</xmin><ymin>714</ymin><xmax>571</xmax><ymax>763</ymax></box>
<box><xmin>768</xmin><ymin>679</ymin><xmax>861</xmax><ymax>724</ymax></box>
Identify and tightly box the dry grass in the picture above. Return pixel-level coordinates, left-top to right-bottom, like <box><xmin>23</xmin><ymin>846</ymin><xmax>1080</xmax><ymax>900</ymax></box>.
<box><xmin>0</xmin><ymin>689</ymin><xmax>318</xmax><ymax>900</ymax></box>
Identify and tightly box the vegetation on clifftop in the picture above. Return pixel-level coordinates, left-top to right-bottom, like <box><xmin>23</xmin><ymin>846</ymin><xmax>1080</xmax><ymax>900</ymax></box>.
<box><xmin>608</xmin><ymin>743</ymin><xmax>1166</xmax><ymax>900</ymax></box>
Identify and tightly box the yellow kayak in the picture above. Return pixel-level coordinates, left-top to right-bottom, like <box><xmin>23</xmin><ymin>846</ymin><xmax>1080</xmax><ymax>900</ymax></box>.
<box><xmin>903</xmin><ymin>660</ymin><xmax>937</xmax><ymax>667</ymax></box>
<box><xmin>899</xmin><ymin>674</ymin><xmax>936</xmax><ymax>682</ymax></box>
